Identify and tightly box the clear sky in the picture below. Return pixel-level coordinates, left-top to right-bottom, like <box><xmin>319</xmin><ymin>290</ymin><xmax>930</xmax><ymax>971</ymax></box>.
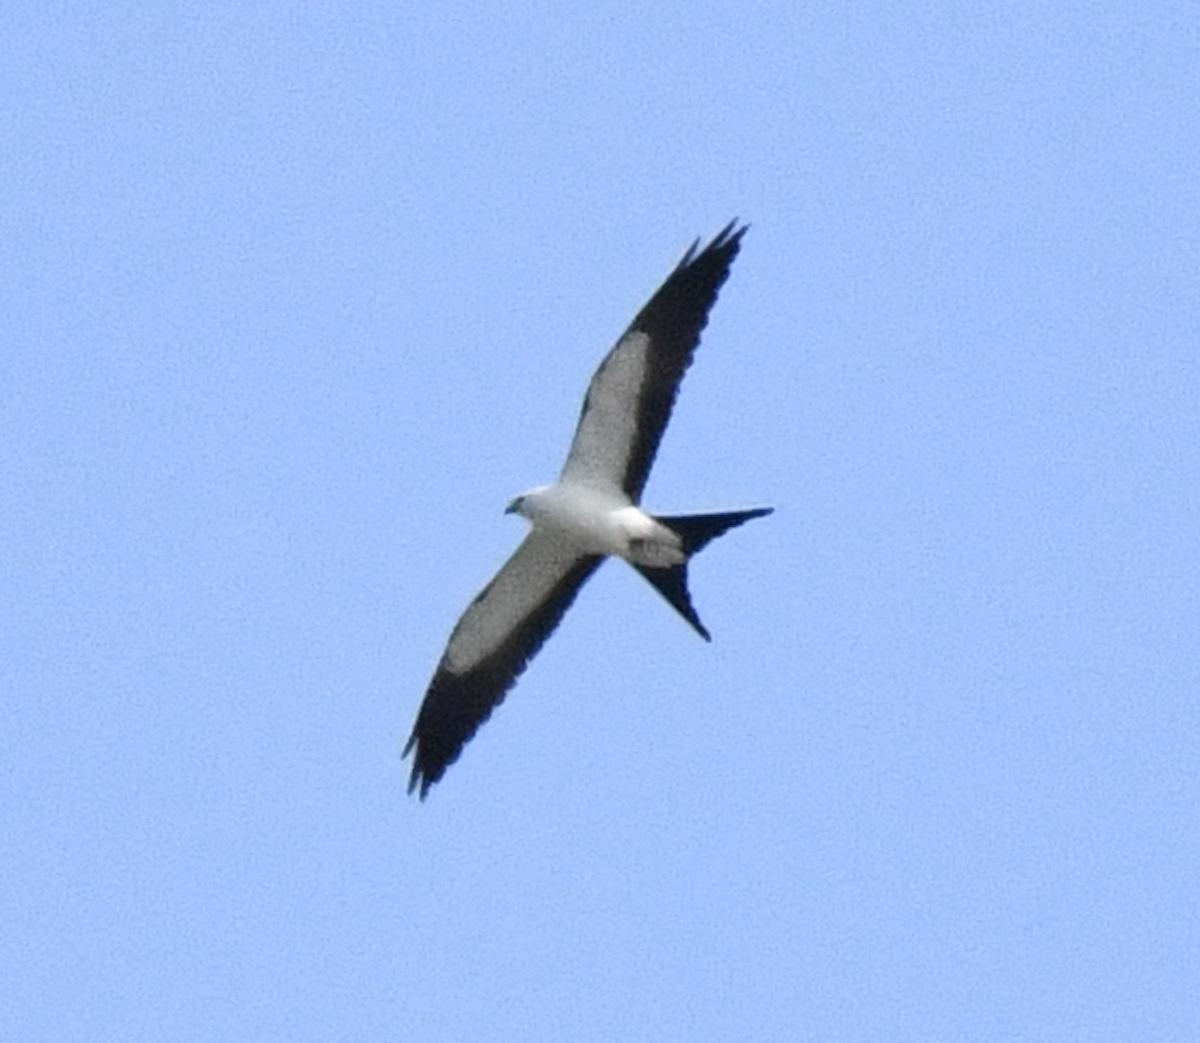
<box><xmin>4</xmin><ymin>3</ymin><xmax>1198</xmax><ymax>1040</ymax></box>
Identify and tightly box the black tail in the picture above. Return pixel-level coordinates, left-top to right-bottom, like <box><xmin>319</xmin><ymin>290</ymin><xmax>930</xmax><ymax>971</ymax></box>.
<box><xmin>632</xmin><ymin>508</ymin><xmax>773</xmax><ymax>641</ymax></box>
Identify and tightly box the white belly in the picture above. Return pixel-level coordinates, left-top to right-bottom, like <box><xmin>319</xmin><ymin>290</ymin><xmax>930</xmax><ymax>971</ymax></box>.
<box><xmin>523</xmin><ymin>484</ymin><xmax>685</xmax><ymax>566</ymax></box>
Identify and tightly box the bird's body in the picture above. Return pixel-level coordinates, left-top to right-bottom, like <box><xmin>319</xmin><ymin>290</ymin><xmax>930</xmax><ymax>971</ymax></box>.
<box><xmin>404</xmin><ymin>222</ymin><xmax>771</xmax><ymax>797</ymax></box>
<box><xmin>508</xmin><ymin>486</ymin><xmax>685</xmax><ymax>568</ymax></box>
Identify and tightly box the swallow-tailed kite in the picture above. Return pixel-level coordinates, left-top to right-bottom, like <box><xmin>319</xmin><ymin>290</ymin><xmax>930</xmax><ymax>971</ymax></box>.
<box><xmin>404</xmin><ymin>222</ymin><xmax>771</xmax><ymax>797</ymax></box>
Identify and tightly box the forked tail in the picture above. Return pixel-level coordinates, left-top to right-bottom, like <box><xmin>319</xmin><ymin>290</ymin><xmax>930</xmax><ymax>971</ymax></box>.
<box><xmin>632</xmin><ymin>507</ymin><xmax>773</xmax><ymax>641</ymax></box>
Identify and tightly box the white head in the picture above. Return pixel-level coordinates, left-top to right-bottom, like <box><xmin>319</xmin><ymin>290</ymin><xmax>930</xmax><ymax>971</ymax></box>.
<box><xmin>504</xmin><ymin>486</ymin><xmax>551</xmax><ymax>520</ymax></box>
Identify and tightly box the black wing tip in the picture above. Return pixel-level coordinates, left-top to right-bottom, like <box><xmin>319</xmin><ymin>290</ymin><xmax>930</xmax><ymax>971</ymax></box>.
<box><xmin>714</xmin><ymin>217</ymin><xmax>749</xmax><ymax>246</ymax></box>
<box><xmin>402</xmin><ymin>684</ymin><xmax>472</xmax><ymax>802</ymax></box>
<box><xmin>678</xmin><ymin>219</ymin><xmax>749</xmax><ymax>269</ymax></box>
<box><xmin>402</xmin><ymin>732</ymin><xmax>435</xmax><ymax>800</ymax></box>
<box><xmin>403</xmin><ymin>711</ymin><xmax>479</xmax><ymax>801</ymax></box>
<box><xmin>406</xmin><ymin>738</ymin><xmax>464</xmax><ymax>800</ymax></box>
<box><xmin>409</xmin><ymin>773</ymin><xmax>434</xmax><ymax>801</ymax></box>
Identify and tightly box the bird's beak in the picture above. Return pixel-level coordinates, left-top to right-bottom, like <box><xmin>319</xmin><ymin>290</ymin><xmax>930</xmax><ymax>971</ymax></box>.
<box><xmin>504</xmin><ymin>499</ymin><xmax>519</xmax><ymax>515</ymax></box>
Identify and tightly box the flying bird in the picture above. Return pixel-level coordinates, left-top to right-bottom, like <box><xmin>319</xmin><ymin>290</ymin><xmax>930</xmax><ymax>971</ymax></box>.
<box><xmin>404</xmin><ymin>222</ymin><xmax>771</xmax><ymax>797</ymax></box>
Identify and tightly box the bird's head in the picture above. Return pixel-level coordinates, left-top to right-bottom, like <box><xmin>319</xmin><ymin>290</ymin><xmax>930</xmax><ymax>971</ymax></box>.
<box><xmin>505</xmin><ymin>486</ymin><xmax>550</xmax><ymax>519</ymax></box>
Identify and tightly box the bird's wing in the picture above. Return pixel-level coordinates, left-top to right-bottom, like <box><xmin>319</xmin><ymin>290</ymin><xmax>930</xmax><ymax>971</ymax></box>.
<box><xmin>559</xmin><ymin>221</ymin><xmax>747</xmax><ymax>500</ymax></box>
<box><xmin>404</xmin><ymin>532</ymin><xmax>602</xmax><ymax>798</ymax></box>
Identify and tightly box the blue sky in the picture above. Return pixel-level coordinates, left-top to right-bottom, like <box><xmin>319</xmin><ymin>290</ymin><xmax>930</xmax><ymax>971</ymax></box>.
<box><xmin>4</xmin><ymin>3</ymin><xmax>1198</xmax><ymax>1040</ymax></box>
